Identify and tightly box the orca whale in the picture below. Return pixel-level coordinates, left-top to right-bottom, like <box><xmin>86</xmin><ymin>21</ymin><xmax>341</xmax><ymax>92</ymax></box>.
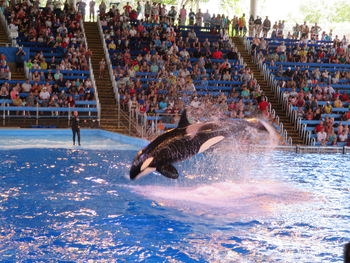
<box><xmin>130</xmin><ymin>110</ymin><xmax>272</xmax><ymax>180</ymax></box>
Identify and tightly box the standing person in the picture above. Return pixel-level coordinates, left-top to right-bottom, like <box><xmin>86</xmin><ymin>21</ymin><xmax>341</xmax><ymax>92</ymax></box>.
<box><xmin>15</xmin><ymin>47</ymin><xmax>26</xmax><ymax>73</ymax></box>
<box><xmin>144</xmin><ymin>1</ymin><xmax>151</xmax><ymax>22</ymax></box>
<box><xmin>263</xmin><ymin>16</ymin><xmax>271</xmax><ymax>37</ymax></box>
<box><xmin>151</xmin><ymin>2</ymin><xmax>159</xmax><ymax>23</ymax></box>
<box><xmin>76</xmin><ymin>0</ymin><xmax>87</xmax><ymax>21</ymax></box>
<box><xmin>238</xmin><ymin>13</ymin><xmax>246</xmax><ymax>36</ymax></box>
<box><xmin>188</xmin><ymin>9</ymin><xmax>195</xmax><ymax>26</ymax></box>
<box><xmin>71</xmin><ymin>111</ymin><xmax>81</xmax><ymax>146</ymax></box>
<box><xmin>99</xmin><ymin>57</ymin><xmax>106</xmax><ymax>79</ymax></box>
<box><xmin>248</xmin><ymin>15</ymin><xmax>255</xmax><ymax>37</ymax></box>
<box><xmin>195</xmin><ymin>9</ymin><xmax>203</xmax><ymax>27</ymax></box>
<box><xmin>89</xmin><ymin>0</ymin><xmax>95</xmax><ymax>21</ymax></box>
<box><xmin>160</xmin><ymin>4</ymin><xmax>167</xmax><ymax>23</ymax></box>
<box><xmin>136</xmin><ymin>1</ymin><xmax>142</xmax><ymax>18</ymax></box>
<box><xmin>179</xmin><ymin>5</ymin><xmax>186</xmax><ymax>26</ymax></box>
<box><xmin>123</xmin><ymin>2</ymin><xmax>132</xmax><ymax>16</ymax></box>
<box><xmin>168</xmin><ymin>6</ymin><xmax>177</xmax><ymax>25</ymax></box>
<box><xmin>99</xmin><ymin>0</ymin><xmax>106</xmax><ymax>17</ymax></box>
<box><xmin>231</xmin><ymin>16</ymin><xmax>238</xmax><ymax>36</ymax></box>
<box><xmin>254</xmin><ymin>16</ymin><xmax>262</xmax><ymax>37</ymax></box>
<box><xmin>203</xmin><ymin>9</ymin><xmax>210</xmax><ymax>27</ymax></box>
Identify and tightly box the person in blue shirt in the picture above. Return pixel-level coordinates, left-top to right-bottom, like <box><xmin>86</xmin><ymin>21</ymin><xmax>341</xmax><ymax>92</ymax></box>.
<box><xmin>159</xmin><ymin>99</ymin><xmax>167</xmax><ymax>110</ymax></box>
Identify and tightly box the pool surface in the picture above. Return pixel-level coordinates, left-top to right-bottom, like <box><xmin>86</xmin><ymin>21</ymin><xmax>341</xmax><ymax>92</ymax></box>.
<box><xmin>0</xmin><ymin>129</ymin><xmax>349</xmax><ymax>262</ymax></box>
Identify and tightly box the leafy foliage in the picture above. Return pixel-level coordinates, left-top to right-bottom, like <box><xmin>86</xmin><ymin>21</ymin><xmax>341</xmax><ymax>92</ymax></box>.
<box><xmin>332</xmin><ymin>1</ymin><xmax>350</xmax><ymax>22</ymax></box>
<box><xmin>299</xmin><ymin>0</ymin><xmax>350</xmax><ymax>23</ymax></box>
<box><xmin>219</xmin><ymin>0</ymin><xmax>241</xmax><ymax>15</ymax></box>
<box><xmin>299</xmin><ymin>0</ymin><xmax>323</xmax><ymax>23</ymax></box>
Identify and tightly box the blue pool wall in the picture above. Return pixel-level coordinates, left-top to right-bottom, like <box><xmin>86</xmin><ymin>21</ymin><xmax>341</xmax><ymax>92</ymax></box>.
<box><xmin>0</xmin><ymin>129</ymin><xmax>149</xmax><ymax>148</ymax></box>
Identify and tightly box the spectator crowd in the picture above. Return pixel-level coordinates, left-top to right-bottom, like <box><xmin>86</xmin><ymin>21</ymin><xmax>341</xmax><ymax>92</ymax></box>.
<box><xmin>247</xmin><ymin>14</ymin><xmax>350</xmax><ymax>145</ymax></box>
<box><xmin>100</xmin><ymin>2</ymin><xmax>273</xmax><ymax>132</ymax></box>
<box><xmin>1</xmin><ymin>0</ymin><xmax>95</xmax><ymax>113</ymax></box>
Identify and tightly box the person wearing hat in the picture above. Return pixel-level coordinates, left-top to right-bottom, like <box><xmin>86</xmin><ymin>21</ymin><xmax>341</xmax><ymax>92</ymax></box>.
<box><xmin>39</xmin><ymin>86</ymin><xmax>51</xmax><ymax>106</ymax></box>
<box><xmin>323</xmin><ymin>101</ymin><xmax>332</xmax><ymax>114</ymax></box>
<box><xmin>71</xmin><ymin>111</ymin><xmax>81</xmax><ymax>146</ymax></box>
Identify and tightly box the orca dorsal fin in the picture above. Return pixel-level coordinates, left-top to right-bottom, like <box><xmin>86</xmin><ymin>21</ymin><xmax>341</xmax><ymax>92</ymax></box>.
<box><xmin>177</xmin><ymin>109</ymin><xmax>191</xmax><ymax>128</ymax></box>
<box><xmin>156</xmin><ymin>164</ymin><xmax>179</xmax><ymax>179</ymax></box>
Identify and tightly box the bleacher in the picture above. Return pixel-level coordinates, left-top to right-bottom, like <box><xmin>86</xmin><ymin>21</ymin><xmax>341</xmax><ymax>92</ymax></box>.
<box><xmin>101</xmin><ymin>19</ymin><xmax>271</xmax><ymax>133</ymax></box>
<box><xmin>247</xmin><ymin>36</ymin><xmax>350</xmax><ymax>146</ymax></box>
<box><xmin>1</xmin><ymin>3</ymin><xmax>98</xmax><ymax>125</ymax></box>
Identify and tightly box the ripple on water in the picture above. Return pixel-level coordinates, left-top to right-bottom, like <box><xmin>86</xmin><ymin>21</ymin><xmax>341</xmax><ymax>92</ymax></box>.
<box><xmin>0</xmin><ymin>147</ymin><xmax>349</xmax><ymax>262</ymax></box>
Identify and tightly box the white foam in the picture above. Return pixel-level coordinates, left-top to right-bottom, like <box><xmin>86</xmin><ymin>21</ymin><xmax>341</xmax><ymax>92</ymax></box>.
<box><xmin>0</xmin><ymin>137</ymin><xmax>138</xmax><ymax>150</ymax></box>
<box><xmin>124</xmin><ymin>181</ymin><xmax>310</xmax><ymax>217</ymax></box>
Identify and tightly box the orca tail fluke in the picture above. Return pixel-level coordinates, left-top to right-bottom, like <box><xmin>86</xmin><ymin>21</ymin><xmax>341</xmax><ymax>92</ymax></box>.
<box><xmin>246</xmin><ymin>118</ymin><xmax>269</xmax><ymax>132</ymax></box>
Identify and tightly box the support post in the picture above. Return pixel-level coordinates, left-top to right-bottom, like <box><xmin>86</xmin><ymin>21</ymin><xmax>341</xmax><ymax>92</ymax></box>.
<box><xmin>118</xmin><ymin>103</ymin><xmax>120</xmax><ymax>129</ymax></box>
<box><xmin>250</xmin><ymin>0</ymin><xmax>257</xmax><ymax>18</ymax></box>
<box><xmin>36</xmin><ymin>103</ymin><xmax>39</xmax><ymax>126</ymax></box>
<box><xmin>2</xmin><ymin>104</ymin><xmax>5</xmax><ymax>126</ymax></box>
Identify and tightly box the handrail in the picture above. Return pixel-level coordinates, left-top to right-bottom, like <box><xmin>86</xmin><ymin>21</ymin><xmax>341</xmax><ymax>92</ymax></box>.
<box><xmin>98</xmin><ymin>17</ymin><xmax>149</xmax><ymax>137</ymax></box>
<box><xmin>97</xmin><ymin>16</ymin><xmax>118</xmax><ymax>103</ymax></box>
<box><xmin>0</xmin><ymin>8</ymin><xmax>15</xmax><ymax>46</ymax></box>
<box><xmin>1</xmin><ymin>106</ymin><xmax>98</xmax><ymax>112</ymax></box>
<box><xmin>97</xmin><ymin>16</ymin><xmax>123</xmax><ymax>129</ymax></box>
<box><xmin>275</xmin><ymin>115</ymin><xmax>280</xmax><ymax>125</ymax></box>
<box><xmin>245</xmin><ymin>37</ymin><xmax>293</xmax><ymax>145</ymax></box>
<box><xmin>81</xmin><ymin>19</ymin><xmax>101</xmax><ymax>126</ymax></box>
<box><xmin>2</xmin><ymin>104</ymin><xmax>98</xmax><ymax>125</ymax></box>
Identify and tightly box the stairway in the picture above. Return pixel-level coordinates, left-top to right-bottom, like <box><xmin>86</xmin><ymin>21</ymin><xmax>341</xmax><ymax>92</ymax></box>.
<box><xmin>11</xmin><ymin>71</ymin><xmax>26</xmax><ymax>80</ymax></box>
<box><xmin>232</xmin><ymin>37</ymin><xmax>304</xmax><ymax>145</ymax></box>
<box><xmin>84</xmin><ymin>22</ymin><xmax>133</xmax><ymax>134</ymax></box>
<box><xmin>0</xmin><ymin>20</ymin><xmax>10</xmax><ymax>46</ymax></box>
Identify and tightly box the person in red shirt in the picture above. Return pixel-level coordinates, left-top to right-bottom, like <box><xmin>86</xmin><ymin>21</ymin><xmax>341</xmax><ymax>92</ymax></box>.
<box><xmin>137</xmin><ymin>23</ymin><xmax>144</xmax><ymax>33</ymax></box>
<box><xmin>258</xmin><ymin>96</ymin><xmax>269</xmax><ymax>112</ymax></box>
<box><xmin>212</xmin><ymin>49</ymin><xmax>223</xmax><ymax>59</ymax></box>
<box><xmin>340</xmin><ymin>93</ymin><xmax>349</xmax><ymax>102</ymax></box>
<box><xmin>139</xmin><ymin>104</ymin><xmax>146</xmax><ymax>114</ymax></box>
<box><xmin>342</xmin><ymin>111</ymin><xmax>350</xmax><ymax>121</ymax></box>
<box><xmin>129</xmin><ymin>9</ymin><xmax>138</xmax><ymax>20</ymax></box>
<box><xmin>296</xmin><ymin>95</ymin><xmax>305</xmax><ymax>107</ymax></box>
<box><xmin>314</xmin><ymin>121</ymin><xmax>324</xmax><ymax>134</ymax></box>
<box><xmin>123</xmin><ymin>2</ymin><xmax>132</xmax><ymax>15</ymax></box>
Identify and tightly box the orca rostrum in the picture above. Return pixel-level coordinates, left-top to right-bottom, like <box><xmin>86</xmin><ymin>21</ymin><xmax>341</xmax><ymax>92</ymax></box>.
<box><xmin>130</xmin><ymin>110</ymin><xmax>272</xmax><ymax>180</ymax></box>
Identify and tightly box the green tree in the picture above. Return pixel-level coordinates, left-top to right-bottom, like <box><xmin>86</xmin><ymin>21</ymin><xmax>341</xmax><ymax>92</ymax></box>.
<box><xmin>331</xmin><ymin>1</ymin><xmax>350</xmax><ymax>22</ymax></box>
<box><xmin>299</xmin><ymin>0</ymin><xmax>323</xmax><ymax>23</ymax></box>
<box><xmin>219</xmin><ymin>0</ymin><xmax>241</xmax><ymax>15</ymax></box>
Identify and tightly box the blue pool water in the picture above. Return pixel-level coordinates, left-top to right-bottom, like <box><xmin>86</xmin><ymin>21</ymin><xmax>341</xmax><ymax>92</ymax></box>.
<box><xmin>0</xmin><ymin>129</ymin><xmax>349</xmax><ymax>262</ymax></box>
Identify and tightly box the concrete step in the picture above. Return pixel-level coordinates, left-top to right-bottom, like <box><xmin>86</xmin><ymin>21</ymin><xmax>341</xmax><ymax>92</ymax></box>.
<box><xmin>233</xmin><ymin>36</ymin><xmax>304</xmax><ymax>145</ymax></box>
<box><xmin>84</xmin><ymin>21</ymin><xmax>134</xmax><ymax>135</ymax></box>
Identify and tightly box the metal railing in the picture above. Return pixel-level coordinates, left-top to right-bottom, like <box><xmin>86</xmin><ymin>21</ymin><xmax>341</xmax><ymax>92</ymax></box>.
<box><xmin>246</xmin><ymin>37</ymin><xmax>314</xmax><ymax>145</ymax></box>
<box><xmin>0</xmin><ymin>9</ymin><xmax>15</xmax><ymax>46</ymax></box>
<box><xmin>251</xmin><ymin>144</ymin><xmax>350</xmax><ymax>154</ymax></box>
<box><xmin>97</xmin><ymin>17</ymin><xmax>145</xmax><ymax>137</ymax></box>
<box><xmin>1</xmin><ymin>103</ymin><xmax>98</xmax><ymax>126</ymax></box>
<box><xmin>81</xmin><ymin>20</ymin><xmax>101</xmax><ymax>127</ymax></box>
<box><xmin>243</xmin><ymin>36</ymin><xmax>293</xmax><ymax>145</ymax></box>
<box><xmin>249</xmin><ymin>41</ymin><xmax>315</xmax><ymax>145</ymax></box>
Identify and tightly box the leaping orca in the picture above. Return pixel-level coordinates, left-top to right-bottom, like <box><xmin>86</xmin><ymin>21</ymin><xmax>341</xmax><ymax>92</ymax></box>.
<box><xmin>130</xmin><ymin>110</ymin><xmax>273</xmax><ymax>180</ymax></box>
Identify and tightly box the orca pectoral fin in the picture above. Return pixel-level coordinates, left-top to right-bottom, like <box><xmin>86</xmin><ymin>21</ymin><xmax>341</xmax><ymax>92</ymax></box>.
<box><xmin>156</xmin><ymin>164</ymin><xmax>179</xmax><ymax>179</ymax></box>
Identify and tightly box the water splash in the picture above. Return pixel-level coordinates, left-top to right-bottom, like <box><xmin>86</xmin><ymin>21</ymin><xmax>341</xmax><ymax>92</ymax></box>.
<box><xmin>125</xmin><ymin>120</ymin><xmax>306</xmax><ymax>219</ymax></box>
<box><xmin>124</xmin><ymin>180</ymin><xmax>310</xmax><ymax>218</ymax></box>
